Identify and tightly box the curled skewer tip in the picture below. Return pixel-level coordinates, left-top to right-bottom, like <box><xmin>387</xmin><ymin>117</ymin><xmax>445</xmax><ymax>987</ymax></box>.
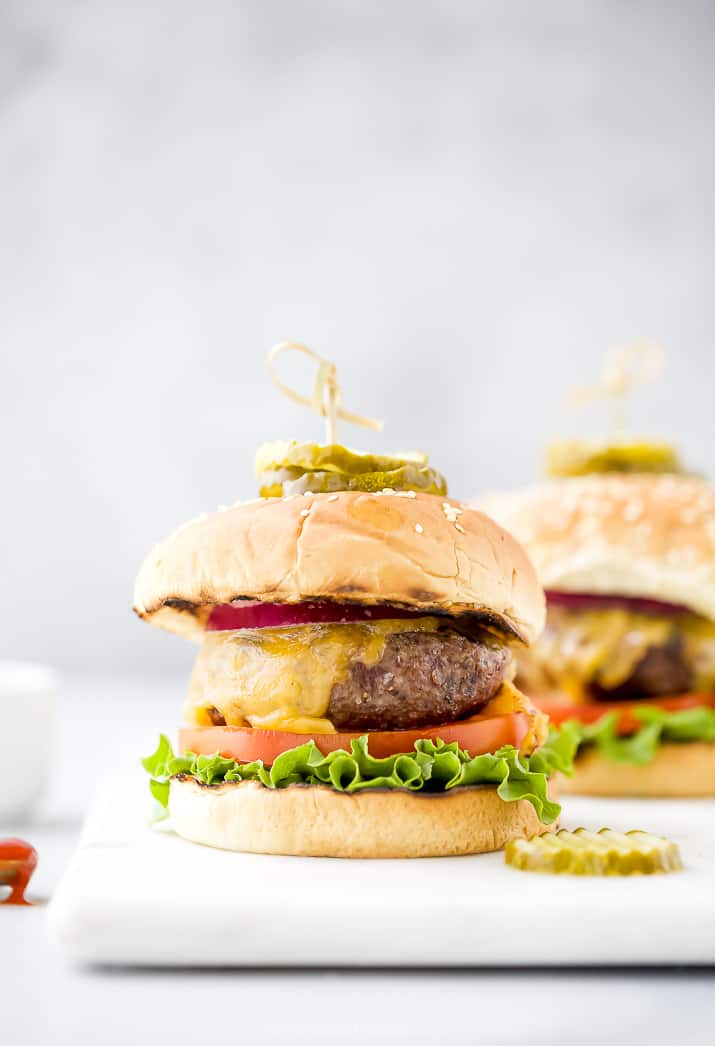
<box><xmin>268</xmin><ymin>342</ymin><xmax>383</xmax><ymax>443</ymax></box>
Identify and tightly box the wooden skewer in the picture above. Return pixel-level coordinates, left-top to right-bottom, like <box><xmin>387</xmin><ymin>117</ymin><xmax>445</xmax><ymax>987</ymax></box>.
<box><xmin>566</xmin><ymin>342</ymin><xmax>665</xmax><ymax>438</ymax></box>
<box><xmin>268</xmin><ymin>342</ymin><xmax>383</xmax><ymax>443</ymax></box>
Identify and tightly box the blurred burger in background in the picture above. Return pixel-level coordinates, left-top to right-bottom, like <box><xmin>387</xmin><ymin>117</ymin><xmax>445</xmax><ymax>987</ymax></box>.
<box><xmin>480</xmin><ymin>443</ymin><xmax>715</xmax><ymax>797</ymax></box>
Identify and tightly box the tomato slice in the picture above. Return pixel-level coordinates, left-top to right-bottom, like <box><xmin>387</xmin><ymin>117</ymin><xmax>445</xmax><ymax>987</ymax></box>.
<box><xmin>178</xmin><ymin>712</ymin><xmax>530</xmax><ymax>764</ymax></box>
<box><xmin>537</xmin><ymin>693</ymin><xmax>715</xmax><ymax>735</ymax></box>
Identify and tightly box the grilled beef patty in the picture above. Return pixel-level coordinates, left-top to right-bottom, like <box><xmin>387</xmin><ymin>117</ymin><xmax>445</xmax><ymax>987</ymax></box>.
<box><xmin>327</xmin><ymin>628</ymin><xmax>509</xmax><ymax>731</ymax></box>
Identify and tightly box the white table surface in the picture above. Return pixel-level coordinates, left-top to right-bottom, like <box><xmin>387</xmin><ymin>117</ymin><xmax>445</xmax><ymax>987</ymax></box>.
<box><xmin>3</xmin><ymin>674</ymin><xmax>715</xmax><ymax>1046</ymax></box>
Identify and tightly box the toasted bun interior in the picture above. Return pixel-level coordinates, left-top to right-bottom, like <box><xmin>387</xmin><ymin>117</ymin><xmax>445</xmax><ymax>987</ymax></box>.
<box><xmin>169</xmin><ymin>778</ymin><xmax>557</xmax><ymax>857</ymax></box>
<box><xmin>558</xmin><ymin>743</ymin><xmax>715</xmax><ymax>798</ymax></box>
<box><xmin>478</xmin><ymin>474</ymin><xmax>715</xmax><ymax>621</ymax></box>
<box><xmin>134</xmin><ymin>491</ymin><xmax>545</xmax><ymax>643</ymax></box>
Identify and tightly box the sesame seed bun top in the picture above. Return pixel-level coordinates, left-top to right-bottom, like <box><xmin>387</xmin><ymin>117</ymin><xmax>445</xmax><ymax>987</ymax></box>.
<box><xmin>133</xmin><ymin>490</ymin><xmax>545</xmax><ymax>644</ymax></box>
<box><xmin>477</xmin><ymin>473</ymin><xmax>715</xmax><ymax>621</ymax></box>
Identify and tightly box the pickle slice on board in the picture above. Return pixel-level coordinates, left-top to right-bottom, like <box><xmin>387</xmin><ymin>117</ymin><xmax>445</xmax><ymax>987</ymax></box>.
<box><xmin>505</xmin><ymin>827</ymin><xmax>682</xmax><ymax>875</ymax></box>
<box><xmin>255</xmin><ymin>441</ymin><xmax>428</xmax><ymax>477</ymax></box>
<box><xmin>257</xmin><ymin>464</ymin><xmax>448</xmax><ymax>498</ymax></box>
<box><xmin>545</xmin><ymin>439</ymin><xmax>681</xmax><ymax>478</ymax></box>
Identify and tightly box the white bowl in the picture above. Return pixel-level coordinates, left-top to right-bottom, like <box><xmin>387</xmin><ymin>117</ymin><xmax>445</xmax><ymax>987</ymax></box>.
<box><xmin>0</xmin><ymin>661</ymin><xmax>56</xmax><ymax>824</ymax></box>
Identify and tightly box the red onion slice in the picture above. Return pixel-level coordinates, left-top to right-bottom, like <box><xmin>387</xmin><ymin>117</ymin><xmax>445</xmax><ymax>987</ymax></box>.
<box><xmin>206</xmin><ymin>601</ymin><xmax>430</xmax><ymax>631</ymax></box>
<box><xmin>545</xmin><ymin>590</ymin><xmax>690</xmax><ymax>616</ymax></box>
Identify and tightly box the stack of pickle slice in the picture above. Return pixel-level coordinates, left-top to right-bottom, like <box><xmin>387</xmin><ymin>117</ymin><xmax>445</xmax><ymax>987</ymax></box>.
<box><xmin>545</xmin><ymin>439</ymin><xmax>682</xmax><ymax>478</ymax></box>
<box><xmin>505</xmin><ymin>827</ymin><xmax>683</xmax><ymax>875</ymax></box>
<box><xmin>256</xmin><ymin>441</ymin><xmax>448</xmax><ymax>498</ymax></box>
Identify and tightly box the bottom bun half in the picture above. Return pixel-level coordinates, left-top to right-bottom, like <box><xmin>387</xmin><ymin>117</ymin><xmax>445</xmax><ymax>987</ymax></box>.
<box><xmin>169</xmin><ymin>778</ymin><xmax>557</xmax><ymax>858</ymax></box>
<box><xmin>558</xmin><ymin>742</ymin><xmax>715</xmax><ymax>798</ymax></box>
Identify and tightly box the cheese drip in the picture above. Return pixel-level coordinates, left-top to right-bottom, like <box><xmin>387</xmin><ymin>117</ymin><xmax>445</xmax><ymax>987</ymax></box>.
<box><xmin>516</xmin><ymin>606</ymin><xmax>715</xmax><ymax>702</ymax></box>
<box><xmin>185</xmin><ymin>618</ymin><xmax>442</xmax><ymax>732</ymax></box>
<box><xmin>482</xmin><ymin>679</ymin><xmax>549</xmax><ymax>755</ymax></box>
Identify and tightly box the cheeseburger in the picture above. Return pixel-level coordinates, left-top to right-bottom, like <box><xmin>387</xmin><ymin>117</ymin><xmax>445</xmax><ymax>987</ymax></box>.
<box><xmin>480</xmin><ymin>470</ymin><xmax>715</xmax><ymax>797</ymax></box>
<box><xmin>136</xmin><ymin>485</ymin><xmax>572</xmax><ymax>857</ymax></box>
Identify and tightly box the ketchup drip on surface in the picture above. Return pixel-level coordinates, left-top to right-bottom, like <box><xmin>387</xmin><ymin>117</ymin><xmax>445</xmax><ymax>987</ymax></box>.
<box><xmin>0</xmin><ymin>839</ymin><xmax>37</xmax><ymax>906</ymax></box>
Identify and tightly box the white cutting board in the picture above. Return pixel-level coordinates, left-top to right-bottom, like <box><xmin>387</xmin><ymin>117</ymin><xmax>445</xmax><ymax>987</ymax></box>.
<box><xmin>49</xmin><ymin>769</ymin><xmax>715</xmax><ymax>966</ymax></box>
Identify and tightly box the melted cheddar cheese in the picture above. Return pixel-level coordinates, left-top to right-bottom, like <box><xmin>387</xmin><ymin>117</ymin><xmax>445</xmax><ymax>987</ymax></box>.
<box><xmin>185</xmin><ymin>618</ymin><xmax>443</xmax><ymax>732</ymax></box>
<box><xmin>481</xmin><ymin>679</ymin><xmax>549</xmax><ymax>755</ymax></box>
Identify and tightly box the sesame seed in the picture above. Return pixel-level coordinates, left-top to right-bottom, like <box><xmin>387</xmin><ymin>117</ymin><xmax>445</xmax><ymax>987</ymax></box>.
<box><xmin>442</xmin><ymin>501</ymin><xmax>463</xmax><ymax>523</ymax></box>
<box><xmin>415</xmin><ymin>523</ymin><xmax>424</xmax><ymax>534</ymax></box>
<box><xmin>327</xmin><ymin>494</ymin><xmax>339</xmax><ymax>502</ymax></box>
<box><xmin>455</xmin><ymin>522</ymin><xmax>465</xmax><ymax>534</ymax></box>
<box><xmin>299</xmin><ymin>508</ymin><xmax>310</xmax><ymax>517</ymax></box>
<box><xmin>395</xmin><ymin>490</ymin><xmax>417</xmax><ymax>498</ymax></box>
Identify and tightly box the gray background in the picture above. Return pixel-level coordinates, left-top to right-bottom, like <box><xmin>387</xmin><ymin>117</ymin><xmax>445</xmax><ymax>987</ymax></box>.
<box><xmin>1</xmin><ymin>0</ymin><xmax>714</xmax><ymax>673</ymax></box>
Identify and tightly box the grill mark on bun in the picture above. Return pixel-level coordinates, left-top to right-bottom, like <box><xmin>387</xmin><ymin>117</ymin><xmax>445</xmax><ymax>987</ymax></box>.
<box><xmin>174</xmin><ymin>775</ymin><xmax>500</xmax><ymax>796</ymax></box>
<box><xmin>407</xmin><ymin>588</ymin><xmax>441</xmax><ymax>603</ymax></box>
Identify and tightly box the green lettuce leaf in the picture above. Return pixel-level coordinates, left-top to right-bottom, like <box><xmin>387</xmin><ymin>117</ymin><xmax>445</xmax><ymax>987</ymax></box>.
<box><xmin>141</xmin><ymin>726</ymin><xmax>577</xmax><ymax>826</ymax></box>
<box><xmin>572</xmin><ymin>704</ymin><xmax>715</xmax><ymax>766</ymax></box>
<box><xmin>529</xmin><ymin>719</ymin><xmax>582</xmax><ymax>776</ymax></box>
<box><xmin>141</xmin><ymin>734</ymin><xmax>176</xmax><ymax>821</ymax></box>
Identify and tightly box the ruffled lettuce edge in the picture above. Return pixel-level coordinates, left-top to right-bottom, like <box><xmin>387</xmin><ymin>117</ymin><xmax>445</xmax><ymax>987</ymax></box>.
<box><xmin>572</xmin><ymin>704</ymin><xmax>715</xmax><ymax>766</ymax></box>
<box><xmin>142</xmin><ymin>723</ymin><xmax>581</xmax><ymax>826</ymax></box>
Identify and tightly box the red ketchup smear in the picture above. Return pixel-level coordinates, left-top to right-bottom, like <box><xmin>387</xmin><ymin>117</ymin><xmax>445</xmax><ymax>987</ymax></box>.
<box><xmin>545</xmin><ymin>591</ymin><xmax>690</xmax><ymax>616</ymax></box>
<box><xmin>206</xmin><ymin>600</ymin><xmax>429</xmax><ymax>631</ymax></box>
<box><xmin>0</xmin><ymin>839</ymin><xmax>38</xmax><ymax>906</ymax></box>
